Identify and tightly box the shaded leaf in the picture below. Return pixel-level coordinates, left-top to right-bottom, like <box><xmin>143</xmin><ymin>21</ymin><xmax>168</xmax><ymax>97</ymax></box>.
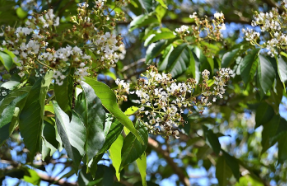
<box><xmin>258</xmin><ymin>55</ymin><xmax>276</xmax><ymax>93</ymax></box>
<box><xmin>216</xmin><ymin>156</ymin><xmax>232</xmax><ymax>186</ymax></box>
<box><xmin>239</xmin><ymin>49</ymin><xmax>260</xmax><ymax>84</ymax></box>
<box><xmin>80</xmin><ymin>81</ymin><xmax>106</xmax><ymax>164</ymax></box>
<box><xmin>120</xmin><ymin>124</ymin><xmax>148</xmax><ymax>168</ymax></box>
<box><xmin>53</xmin><ymin>101</ymin><xmax>86</xmax><ymax>171</ymax></box>
<box><xmin>255</xmin><ymin>102</ymin><xmax>275</xmax><ymax>128</ymax></box>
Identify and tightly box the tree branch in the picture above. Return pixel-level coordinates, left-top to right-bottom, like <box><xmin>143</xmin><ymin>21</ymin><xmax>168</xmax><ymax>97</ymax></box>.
<box><xmin>37</xmin><ymin>172</ymin><xmax>77</xmax><ymax>186</ymax></box>
<box><xmin>148</xmin><ymin>137</ymin><xmax>191</xmax><ymax>186</ymax></box>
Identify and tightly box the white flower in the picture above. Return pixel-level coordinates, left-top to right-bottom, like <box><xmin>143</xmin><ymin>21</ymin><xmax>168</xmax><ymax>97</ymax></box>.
<box><xmin>214</xmin><ymin>12</ymin><xmax>224</xmax><ymax>19</ymax></box>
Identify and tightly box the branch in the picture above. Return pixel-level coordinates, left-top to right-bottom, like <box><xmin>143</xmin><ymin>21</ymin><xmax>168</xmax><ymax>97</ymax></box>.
<box><xmin>121</xmin><ymin>58</ymin><xmax>146</xmax><ymax>72</ymax></box>
<box><xmin>148</xmin><ymin>137</ymin><xmax>191</xmax><ymax>186</ymax></box>
<box><xmin>37</xmin><ymin>172</ymin><xmax>77</xmax><ymax>186</ymax></box>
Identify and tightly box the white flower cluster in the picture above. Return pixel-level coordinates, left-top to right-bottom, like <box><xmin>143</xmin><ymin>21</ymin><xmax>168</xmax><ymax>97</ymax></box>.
<box><xmin>0</xmin><ymin>1</ymin><xmax>127</xmax><ymax>86</ymax></box>
<box><xmin>115</xmin><ymin>66</ymin><xmax>234</xmax><ymax>139</ymax></box>
<box><xmin>174</xmin><ymin>11</ymin><xmax>225</xmax><ymax>44</ymax></box>
<box><xmin>243</xmin><ymin>5</ymin><xmax>287</xmax><ymax>57</ymax></box>
<box><xmin>174</xmin><ymin>25</ymin><xmax>190</xmax><ymax>34</ymax></box>
<box><xmin>94</xmin><ymin>32</ymin><xmax>126</xmax><ymax>66</ymax></box>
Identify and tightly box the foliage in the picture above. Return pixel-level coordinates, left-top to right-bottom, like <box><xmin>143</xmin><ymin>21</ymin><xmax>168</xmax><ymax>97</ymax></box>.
<box><xmin>0</xmin><ymin>0</ymin><xmax>287</xmax><ymax>186</ymax></box>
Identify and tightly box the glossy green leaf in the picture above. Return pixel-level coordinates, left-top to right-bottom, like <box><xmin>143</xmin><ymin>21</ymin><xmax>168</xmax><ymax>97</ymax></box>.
<box><xmin>221</xmin><ymin>49</ymin><xmax>239</xmax><ymax>68</ymax></box>
<box><xmin>239</xmin><ymin>49</ymin><xmax>260</xmax><ymax>84</ymax></box>
<box><xmin>159</xmin><ymin>43</ymin><xmax>190</xmax><ymax>77</ymax></box>
<box><xmin>216</xmin><ymin>156</ymin><xmax>232</xmax><ymax>186</ymax></box>
<box><xmin>109</xmin><ymin>134</ymin><xmax>124</xmax><ymax>180</ymax></box>
<box><xmin>120</xmin><ymin>124</ymin><xmax>148</xmax><ymax>168</ymax></box>
<box><xmin>83</xmin><ymin>77</ymin><xmax>144</xmax><ymax>144</ymax></box>
<box><xmin>53</xmin><ymin>101</ymin><xmax>86</xmax><ymax>171</ymax></box>
<box><xmin>80</xmin><ymin>81</ymin><xmax>106</xmax><ymax>164</ymax></box>
<box><xmin>258</xmin><ymin>55</ymin><xmax>276</xmax><ymax>93</ymax></box>
<box><xmin>136</xmin><ymin>153</ymin><xmax>147</xmax><ymax>186</ymax></box>
<box><xmin>19</xmin><ymin>72</ymin><xmax>53</xmax><ymax>158</ymax></box>
<box><xmin>255</xmin><ymin>102</ymin><xmax>275</xmax><ymax>128</ymax></box>
<box><xmin>0</xmin><ymin>51</ymin><xmax>14</xmax><ymax>71</ymax></box>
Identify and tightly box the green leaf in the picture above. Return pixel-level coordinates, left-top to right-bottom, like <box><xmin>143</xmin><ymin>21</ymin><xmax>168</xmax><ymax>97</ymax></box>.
<box><xmin>204</xmin><ymin>127</ymin><xmax>221</xmax><ymax>155</ymax></box>
<box><xmin>136</xmin><ymin>153</ymin><xmax>147</xmax><ymax>186</ymax></box>
<box><xmin>261</xmin><ymin>115</ymin><xmax>280</xmax><ymax>154</ymax></box>
<box><xmin>144</xmin><ymin>31</ymin><xmax>175</xmax><ymax>46</ymax></box>
<box><xmin>109</xmin><ymin>134</ymin><xmax>124</xmax><ymax>180</ymax></box>
<box><xmin>255</xmin><ymin>102</ymin><xmax>275</xmax><ymax>128</ymax></box>
<box><xmin>222</xmin><ymin>151</ymin><xmax>240</xmax><ymax>181</ymax></box>
<box><xmin>278</xmin><ymin>132</ymin><xmax>287</xmax><ymax>164</ymax></box>
<box><xmin>0</xmin><ymin>81</ymin><xmax>20</xmax><ymax>90</ymax></box>
<box><xmin>158</xmin><ymin>45</ymin><xmax>174</xmax><ymax>71</ymax></box>
<box><xmin>129</xmin><ymin>13</ymin><xmax>159</xmax><ymax>31</ymax></box>
<box><xmin>187</xmin><ymin>50</ymin><xmax>201</xmax><ymax>83</ymax></box>
<box><xmin>258</xmin><ymin>54</ymin><xmax>276</xmax><ymax>93</ymax></box>
<box><xmin>155</xmin><ymin>0</ymin><xmax>167</xmax><ymax>8</ymax></box>
<box><xmin>98</xmin><ymin>119</ymin><xmax>123</xmax><ymax>154</ymax></box>
<box><xmin>16</xmin><ymin>7</ymin><xmax>27</xmax><ymax>19</ymax></box>
<box><xmin>221</xmin><ymin>49</ymin><xmax>239</xmax><ymax>68</ymax></box>
<box><xmin>138</xmin><ymin>0</ymin><xmax>153</xmax><ymax>12</ymax></box>
<box><xmin>19</xmin><ymin>72</ymin><xmax>53</xmax><ymax>158</ymax></box>
<box><xmin>23</xmin><ymin>169</ymin><xmax>40</xmax><ymax>185</ymax></box>
<box><xmin>79</xmin><ymin>81</ymin><xmax>106</xmax><ymax>164</ymax></box>
<box><xmin>193</xmin><ymin>47</ymin><xmax>214</xmax><ymax>72</ymax></box>
<box><xmin>124</xmin><ymin>106</ymin><xmax>139</xmax><ymax>116</ymax></box>
<box><xmin>54</xmin><ymin>68</ymin><xmax>74</xmax><ymax>117</ymax></box>
<box><xmin>83</xmin><ymin>78</ymin><xmax>144</xmax><ymax>144</ymax></box>
<box><xmin>235</xmin><ymin>175</ymin><xmax>264</xmax><ymax>186</ymax></box>
<box><xmin>0</xmin><ymin>51</ymin><xmax>14</xmax><ymax>71</ymax></box>
<box><xmin>216</xmin><ymin>156</ymin><xmax>232</xmax><ymax>186</ymax></box>
<box><xmin>120</xmin><ymin>123</ymin><xmax>148</xmax><ymax>168</ymax></box>
<box><xmin>146</xmin><ymin>41</ymin><xmax>165</xmax><ymax>64</ymax></box>
<box><xmin>277</xmin><ymin>53</ymin><xmax>287</xmax><ymax>89</ymax></box>
<box><xmin>160</xmin><ymin>43</ymin><xmax>190</xmax><ymax>77</ymax></box>
<box><xmin>53</xmin><ymin>101</ymin><xmax>86</xmax><ymax>171</ymax></box>
<box><xmin>239</xmin><ymin>49</ymin><xmax>260</xmax><ymax>84</ymax></box>
<box><xmin>0</xmin><ymin>86</ymin><xmax>31</xmax><ymax>128</ymax></box>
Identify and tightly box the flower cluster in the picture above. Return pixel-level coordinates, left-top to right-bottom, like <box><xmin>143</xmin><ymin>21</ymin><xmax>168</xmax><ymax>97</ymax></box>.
<box><xmin>174</xmin><ymin>11</ymin><xmax>225</xmax><ymax>41</ymax></box>
<box><xmin>243</xmin><ymin>3</ymin><xmax>287</xmax><ymax>57</ymax></box>
<box><xmin>0</xmin><ymin>1</ymin><xmax>127</xmax><ymax>85</ymax></box>
<box><xmin>115</xmin><ymin>66</ymin><xmax>234</xmax><ymax>139</ymax></box>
